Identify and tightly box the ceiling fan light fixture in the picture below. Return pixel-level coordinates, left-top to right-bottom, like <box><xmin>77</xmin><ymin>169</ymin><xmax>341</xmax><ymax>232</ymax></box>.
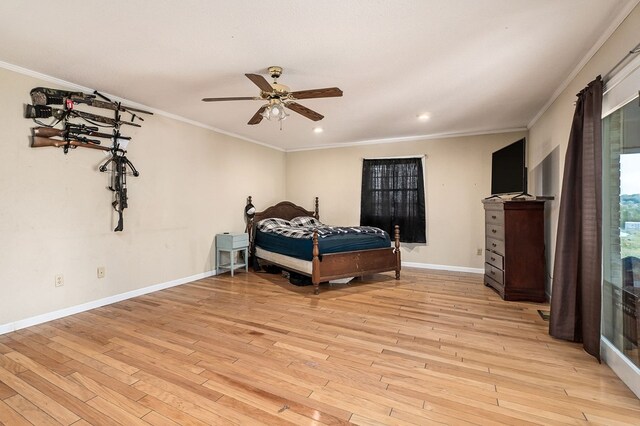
<box><xmin>261</xmin><ymin>100</ymin><xmax>289</xmax><ymax>122</ymax></box>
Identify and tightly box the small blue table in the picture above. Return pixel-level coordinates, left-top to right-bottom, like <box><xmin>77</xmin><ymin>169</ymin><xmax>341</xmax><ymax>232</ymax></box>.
<box><xmin>216</xmin><ymin>233</ymin><xmax>249</xmax><ymax>276</ymax></box>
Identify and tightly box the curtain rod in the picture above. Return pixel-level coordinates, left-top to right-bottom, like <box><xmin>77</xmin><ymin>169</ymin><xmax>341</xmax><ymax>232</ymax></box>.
<box><xmin>603</xmin><ymin>41</ymin><xmax>640</xmax><ymax>82</ymax></box>
<box><xmin>362</xmin><ymin>154</ymin><xmax>427</xmax><ymax>160</ymax></box>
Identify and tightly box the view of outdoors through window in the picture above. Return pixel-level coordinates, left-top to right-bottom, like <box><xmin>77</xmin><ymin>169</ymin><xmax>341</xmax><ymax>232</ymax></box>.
<box><xmin>621</xmin><ymin>153</ymin><xmax>640</xmax><ymax>258</ymax></box>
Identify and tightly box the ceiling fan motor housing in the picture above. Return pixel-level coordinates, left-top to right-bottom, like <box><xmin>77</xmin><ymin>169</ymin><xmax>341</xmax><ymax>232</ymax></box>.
<box><xmin>268</xmin><ymin>66</ymin><xmax>283</xmax><ymax>80</ymax></box>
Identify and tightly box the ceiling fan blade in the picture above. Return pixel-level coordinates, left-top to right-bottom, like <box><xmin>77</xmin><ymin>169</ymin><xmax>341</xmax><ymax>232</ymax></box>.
<box><xmin>245</xmin><ymin>74</ymin><xmax>273</xmax><ymax>92</ymax></box>
<box><xmin>290</xmin><ymin>87</ymin><xmax>343</xmax><ymax>99</ymax></box>
<box><xmin>202</xmin><ymin>96</ymin><xmax>256</xmax><ymax>102</ymax></box>
<box><xmin>248</xmin><ymin>105</ymin><xmax>267</xmax><ymax>125</ymax></box>
<box><xmin>286</xmin><ymin>102</ymin><xmax>324</xmax><ymax>121</ymax></box>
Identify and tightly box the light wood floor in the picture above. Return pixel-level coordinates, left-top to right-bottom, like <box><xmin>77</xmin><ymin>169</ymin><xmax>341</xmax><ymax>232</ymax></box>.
<box><xmin>1</xmin><ymin>268</ymin><xmax>639</xmax><ymax>425</ymax></box>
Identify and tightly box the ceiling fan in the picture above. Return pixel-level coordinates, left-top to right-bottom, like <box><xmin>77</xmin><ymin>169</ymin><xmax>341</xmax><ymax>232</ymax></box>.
<box><xmin>202</xmin><ymin>66</ymin><xmax>343</xmax><ymax>125</ymax></box>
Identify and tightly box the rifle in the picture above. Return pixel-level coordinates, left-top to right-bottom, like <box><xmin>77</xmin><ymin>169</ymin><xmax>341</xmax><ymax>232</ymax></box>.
<box><xmin>25</xmin><ymin>104</ymin><xmax>141</xmax><ymax>128</ymax></box>
<box><xmin>31</xmin><ymin>136</ymin><xmax>111</xmax><ymax>152</ymax></box>
<box><xmin>99</xmin><ymin>152</ymin><xmax>139</xmax><ymax>232</ymax></box>
<box><xmin>30</xmin><ymin>87</ymin><xmax>152</xmax><ymax>119</ymax></box>
<box><xmin>33</xmin><ymin>124</ymin><xmax>131</xmax><ymax>142</ymax></box>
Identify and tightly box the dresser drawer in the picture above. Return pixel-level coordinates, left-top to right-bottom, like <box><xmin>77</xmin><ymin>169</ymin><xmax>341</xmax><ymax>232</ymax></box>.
<box><xmin>216</xmin><ymin>233</ymin><xmax>249</xmax><ymax>250</ymax></box>
<box><xmin>485</xmin><ymin>223</ymin><xmax>504</xmax><ymax>241</ymax></box>
<box><xmin>485</xmin><ymin>263</ymin><xmax>504</xmax><ymax>285</ymax></box>
<box><xmin>485</xmin><ymin>209</ymin><xmax>504</xmax><ymax>225</ymax></box>
<box><xmin>485</xmin><ymin>274</ymin><xmax>505</xmax><ymax>298</ymax></box>
<box><xmin>485</xmin><ymin>250</ymin><xmax>504</xmax><ymax>269</ymax></box>
<box><xmin>486</xmin><ymin>237</ymin><xmax>505</xmax><ymax>255</ymax></box>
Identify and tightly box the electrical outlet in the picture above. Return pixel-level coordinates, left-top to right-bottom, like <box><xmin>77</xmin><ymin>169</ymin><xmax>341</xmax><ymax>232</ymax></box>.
<box><xmin>55</xmin><ymin>274</ymin><xmax>64</xmax><ymax>287</ymax></box>
<box><xmin>97</xmin><ymin>266</ymin><xmax>105</xmax><ymax>279</ymax></box>
<box><xmin>476</xmin><ymin>248</ymin><xmax>483</xmax><ymax>256</ymax></box>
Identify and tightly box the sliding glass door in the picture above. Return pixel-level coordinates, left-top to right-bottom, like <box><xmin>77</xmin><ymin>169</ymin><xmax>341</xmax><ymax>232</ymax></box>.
<box><xmin>602</xmin><ymin>79</ymin><xmax>640</xmax><ymax>372</ymax></box>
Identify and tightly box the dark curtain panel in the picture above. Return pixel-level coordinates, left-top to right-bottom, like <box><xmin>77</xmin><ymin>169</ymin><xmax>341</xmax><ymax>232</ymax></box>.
<box><xmin>549</xmin><ymin>76</ymin><xmax>603</xmax><ymax>360</ymax></box>
<box><xmin>360</xmin><ymin>158</ymin><xmax>426</xmax><ymax>243</ymax></box>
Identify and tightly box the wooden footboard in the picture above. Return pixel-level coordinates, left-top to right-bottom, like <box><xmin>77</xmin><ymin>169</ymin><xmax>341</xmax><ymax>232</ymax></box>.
<box><xmin>310</xmin><ymin>225</ymin><xmax>401</xmax><ymax>294</ymax></box>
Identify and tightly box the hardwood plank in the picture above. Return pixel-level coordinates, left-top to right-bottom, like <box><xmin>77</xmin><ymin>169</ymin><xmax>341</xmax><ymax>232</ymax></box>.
<box><xmin>50</xmin><ymin>335</ymin><xmax>138</xmax><ymax>377</ymax></box>
<box><xmin>1</xmin><ymin>339</ymin><xmax>73</xmax><ymax>377</ymax></box>
<box><xmin>0</xmin><ymin>399</ymin><xmax>32</xmax><ymax>426</ymax></box>
<box><xmin>200</xmin><ymin>358</ymin><xmax>318</xmax><ymax>397</ymax></box>
<box><xmin>16</xmin><ymin>369</ymin><xmax>117</xmax><ymax>426</ymax></box>
<box><xmin>0</xmin><ymin>353</ymin><xmax>27</xmax><ymax>375</ymax></box>
<box><xmin>201</xmin><ymin>369</ymin><xmax>349</xmax><ymax>425</ymax></box>
<box><xmin>197</xmin><ymin>360</ymin><xmax>352</xmax><ymax>422</ymax></box>
<box><xmin>138</xmin><ymin>394</ymin><xmax>211</xmax><ymax>426</ymax></box>
<box><xmin>67</xmin><ymin>372</ymin><xmax>150</xmax><ymax>418</ymax></box>
<box><xmin>9</xmin><ymin>332</ymin><xmax>72</xmax><ymax>365</ymax></box>
<box><xmin>141</xmin><ymin>409</ymin><xmax>182</xmax><ymax>426</ymax></box>
<box><xmin>61</xmin><ymin>359</ymin><xmax>144</xmax><ymax>401</ymax></box>
<box><xmin>47</xmin><ymin>343</ymin><xmax>140</xmax><ymax>387</ymax></box>
<box><xmin>215</xmin><ymin>395</ymin><xmax>300</xmax><ymax>426</ymax></box>
<box><xmin>0</xmin><ymin>366</ymin><xmax>80</xmax><ymax>425</ymax></box>
<box><xmin>5</xmin><ymin>351</ymin><xmax>96</xmax><ymax>402</ymax></box>
<box><xmin>4</xmin><ymin>393</ymin><xmax>61</xmax><ymax>426</ymax></box>
<box><xmin>86</xmin><ymin>396</ymin><xmax>149</xmax><ymax>426</ymax></box>
<box><xmin>108</xmin><ymin>345</ymin><xmax>206</xmax><ymax>384</ymax></box>
<box><xmin>132</xmin><ymin>374</ymin><xmax>264</xmax><ymax>425</ymax></box>
<box><xmin>390</xmin><ymin>407</ymin><xmax>470</xmax><ymax>426</ymax></box>
<box><xmin>0</xmin><ymin>379</ymin><xmax>17</xmax><ymax>400</ymax></box>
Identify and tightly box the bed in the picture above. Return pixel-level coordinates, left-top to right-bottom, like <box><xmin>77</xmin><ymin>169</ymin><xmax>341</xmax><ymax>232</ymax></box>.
<box><xmin>245</xmin><ymin>196</ymin><xmax>401</xmax><ymax>294</ymax></box>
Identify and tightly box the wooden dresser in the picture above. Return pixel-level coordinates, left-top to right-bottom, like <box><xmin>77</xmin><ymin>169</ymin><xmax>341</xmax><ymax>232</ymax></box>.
<box><xmin>482</xmin><ymin>199</ymin><xmax>546</xmax><ymax>302</ymax></box>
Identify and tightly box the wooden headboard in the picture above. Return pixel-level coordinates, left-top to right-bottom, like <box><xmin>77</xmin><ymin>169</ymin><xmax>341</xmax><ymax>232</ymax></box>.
<box><xmin>245</xmin><ymin>196</ymin><xmax>319</xmax><ymax>257</ymax></box>
<box><xmin>253</xmin><ymin>199</ymin><xmax>319</xmax><ymax>224</ymax></box>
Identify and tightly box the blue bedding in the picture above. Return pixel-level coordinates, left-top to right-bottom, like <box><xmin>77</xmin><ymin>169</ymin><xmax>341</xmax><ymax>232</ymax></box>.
<box><xmin>255</xmin><ymin>228</ymin><xmax>391</xmax><ymax>261</ymax></box>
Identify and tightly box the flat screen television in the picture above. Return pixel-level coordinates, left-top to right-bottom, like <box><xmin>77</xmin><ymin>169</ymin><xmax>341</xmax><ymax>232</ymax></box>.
<box><xmin>491</xmin><ymin>138</ymin><xmax>527</xmax><ymax>196</ymax></box>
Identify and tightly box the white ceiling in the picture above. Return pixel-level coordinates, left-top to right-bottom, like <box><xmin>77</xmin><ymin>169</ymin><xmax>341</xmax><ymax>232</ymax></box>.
<box><xmin>0</xmin><ymin>0</ymin><xmax>637</xmax><ymax>151</ymax></box>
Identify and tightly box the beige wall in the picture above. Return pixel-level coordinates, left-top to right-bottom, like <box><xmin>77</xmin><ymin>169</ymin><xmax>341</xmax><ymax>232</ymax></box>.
<box><xmin>0</xmin><ymin>67</ymin><xmax>286</xmax><ymax>327</ymax></box>
<box><xmin>285</xmin><ymin>131</ymin><xmax>527</xmax><ymax>270</ymax></box>
<box><xmin>528</xmin><ymin>4</ymin><xmax>640</xmax><ymax>293</ymax></box>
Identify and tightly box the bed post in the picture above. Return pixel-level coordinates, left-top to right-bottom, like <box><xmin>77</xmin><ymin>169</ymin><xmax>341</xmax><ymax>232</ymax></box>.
<box><xmin>394</xmin><ymin>225</ymin><xmax>401</xmax><ymax>280</ymax></box>
<box><xmin>245</xmin><ymin>196</ymin><xmax>256</xmax><ymax>267</ymax></box>
<box><xmin>245</xmin><ymin>196</ymin><xmax>254</xmax><ymax>233</ymax></box>
<box><xmin>314</xmin><ymin>197</ymin><xmax>319</xmax><ymax>220</ymax></box>
<box><xmin>312</xmin><ymin>230</ymin><xmax>320</xmax><ymax>294</ymax></box>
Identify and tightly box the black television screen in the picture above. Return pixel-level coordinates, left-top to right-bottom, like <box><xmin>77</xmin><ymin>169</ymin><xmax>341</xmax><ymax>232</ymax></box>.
<box><xmin>491</xmin><ymin>138</ymin><xmax>527</xmax><ymax>195</ymax></box>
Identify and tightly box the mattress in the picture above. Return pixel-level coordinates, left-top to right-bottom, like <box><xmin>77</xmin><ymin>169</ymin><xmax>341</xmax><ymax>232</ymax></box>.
<box><xmin>255</xmin><ymin>246</ymin><xmax>313</xmax><ymax>274</ymax></box>
<box><xmin>255</xmin><ymin>228</ymin><xmax>391</xmax><ymax>261</ymax></box>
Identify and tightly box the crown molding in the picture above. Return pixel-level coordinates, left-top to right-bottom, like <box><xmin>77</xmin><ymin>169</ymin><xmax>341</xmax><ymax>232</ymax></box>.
<box><xmin>286</xmin><ymin>127</ymin><xmax>528</xmax><ymax>152</ymax></box>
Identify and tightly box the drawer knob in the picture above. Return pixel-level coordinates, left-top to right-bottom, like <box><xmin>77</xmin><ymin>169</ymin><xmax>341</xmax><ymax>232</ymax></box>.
<box><xmin>492</xmin><ymin>243</ymin><xmax>496</xmax><ymax>247</ymax></box>
<box><xmin>491</xmin><ymin>229</ymin><xmax>497</xmax><ymax>233</ymax></box>
<box><xmin>491</xmin><ymin>257</ymin><xmax>496</xmax><ymax>261</ymax></box>
<box><xmin>491</xmin><ymin>215</ymin><xmax>497</xmax><ymax>219</ymax></box>
<box><xmin>490</xmin><ymin>270</ymin><xmax>495</xmax><ymax>275</ymax></box>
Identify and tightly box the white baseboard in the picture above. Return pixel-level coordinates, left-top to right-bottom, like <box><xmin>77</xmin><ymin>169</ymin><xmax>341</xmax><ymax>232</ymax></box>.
<box><xmin>402</xmin><ymin>261</ymin><xmax>484</xmax><ymax>274</ymax></box>
<box><xmin>0</xmin><ymin>270</ymin><xmax>216</xmax><ymax>335</ymax></box>
<box><xmin>601</xmin><ymin>337</ymin><xmax>640</xmax><ymax>398</ymax></box>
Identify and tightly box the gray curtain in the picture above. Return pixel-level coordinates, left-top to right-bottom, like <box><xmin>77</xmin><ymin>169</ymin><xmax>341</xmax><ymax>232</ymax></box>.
<box><xmin>549</xmin><ymin>76</ymin><xmax>603</xmax><ymax>360</ymax></box>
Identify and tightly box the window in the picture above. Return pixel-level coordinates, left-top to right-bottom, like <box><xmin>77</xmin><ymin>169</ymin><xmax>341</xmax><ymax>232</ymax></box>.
<box><xmin>360</xmin><ymin>157</ymin><xmax>426</xmax><ymax>243</ymax></box>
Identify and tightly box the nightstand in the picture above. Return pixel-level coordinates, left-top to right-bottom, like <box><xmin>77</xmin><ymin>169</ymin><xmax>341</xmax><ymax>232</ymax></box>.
<box><xmin>216</xmin><ymin>233</ymin><xmax>249</xmax><ymax>276</ymax></box>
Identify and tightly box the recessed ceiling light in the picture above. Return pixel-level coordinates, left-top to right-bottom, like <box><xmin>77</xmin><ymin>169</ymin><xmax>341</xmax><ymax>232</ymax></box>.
<box><xmin>313</xmin><ymin>127</ymin><xmax>323</xmax><ymax>133</ymax></box>
<box><xmin>417</xmin><ymin>113</ymin><xmax>431</xmax><ymax>121</ymax></box>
